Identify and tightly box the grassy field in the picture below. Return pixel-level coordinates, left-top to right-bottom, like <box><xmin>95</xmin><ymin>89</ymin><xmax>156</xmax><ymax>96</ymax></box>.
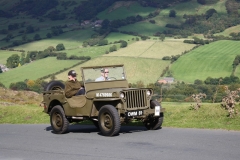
<box><xmin>0</xmin><ymin>57</ymin><xmax>81</xmax><ymax>88</ymax></box>
<box><xmin>170</xmin><ymin>40</ymin><xmax>240</xmax><ymax>83</ymax></box>
<box><xmin>13</xmin><ymin>29</ymin><xmax>95</xmax><ymax>51</ymax></box>
<box><xmin>215</xmin><ymin>25</ymin><xmax>240</xmax><ymax>37</ymax></box>
<box><xmin>160</xmin><ymin>0</ymin><xmax>227</xmax><ymax>17</ymax></box>
<box><xmin>105</xmin><ymin>32</ymin><xmax>140</xmax><ymax>43</ymax></box>
<box><xmin>45</xmin><ymin>56</ymin><xmax>170</xmax><ymax>85</ymax></box>
<box><xmin>97</xmin><ymin>1</ymin><xmax>156</xmax><ymax>20</ymax></box>
<box><xmin>0</xmin><ymin>50</ymin><xmax>22</xmax><ymax>65</ymax></box>
<box><xmin>118</xmin><ymin>21</ymin><xmax>165</xmax><ymax>36</ymax></box>
<box><xmin>104</xmin><ymin>40</ymin><xmax>196</xmax><ymax>59</ymax></box>
<box><xmin>1</xmin><ymin>101</ymin><xmax>239</xmax><ymax>131</ymax></box>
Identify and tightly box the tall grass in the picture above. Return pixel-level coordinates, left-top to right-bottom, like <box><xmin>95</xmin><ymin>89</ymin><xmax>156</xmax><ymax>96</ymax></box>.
<box><xmin>162</xmin><ymin>102</ymin><xmax>240</xmax><ymax>131</ymax></box>
<box><xmin>0</xmin><ymin>104</ymin><xmax>49</xmax><ymax>124</ymax></box>
<box><xmin>170</xmin><ymin>40</ymin><xmax>240</xmax><ymax>83</ymax></box>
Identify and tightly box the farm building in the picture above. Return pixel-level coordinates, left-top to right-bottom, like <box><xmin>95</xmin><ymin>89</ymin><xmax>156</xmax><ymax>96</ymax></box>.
<box><xmin>158</xmin><ymin>77</ymin><xmax>174</xmax><ymax>84</ymax></box>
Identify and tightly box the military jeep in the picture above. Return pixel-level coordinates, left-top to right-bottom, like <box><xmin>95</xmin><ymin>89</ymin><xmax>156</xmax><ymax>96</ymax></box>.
<box><xmin>42</xmin><ymin>64</ymin><xmax>164</xmax><ymax>136</ymax></box>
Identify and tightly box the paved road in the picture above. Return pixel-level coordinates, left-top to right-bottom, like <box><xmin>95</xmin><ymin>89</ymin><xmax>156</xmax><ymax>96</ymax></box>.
<box><xmin>0</xmin><ymin>124</ymin><xmax>240</xmax><ymax>160</ymax></box>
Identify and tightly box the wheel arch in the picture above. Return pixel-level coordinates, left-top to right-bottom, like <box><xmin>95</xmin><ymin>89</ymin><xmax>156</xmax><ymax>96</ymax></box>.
<box><xmin>48</xmin><ymin>99</ymin><xmax>64</xmax><ymax>113</ymax></box>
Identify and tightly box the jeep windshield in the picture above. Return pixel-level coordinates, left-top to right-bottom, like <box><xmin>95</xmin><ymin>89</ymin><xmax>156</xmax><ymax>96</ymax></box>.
<box><xmin>82</xmin><ymin>65</ymin><xmax>126</xmax><ymax>83</ymax></box>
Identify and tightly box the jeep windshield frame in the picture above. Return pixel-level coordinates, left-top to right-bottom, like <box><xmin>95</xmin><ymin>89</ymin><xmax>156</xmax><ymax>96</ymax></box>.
<box><xmin>81</xmin><ymin>65</ymin><xmax>129</xmax><ymax>92</ymax></box>
<box><xmin>81</xmin><ymin>64</ymin><xmax>127</xmax><ymax>83</ymax></box>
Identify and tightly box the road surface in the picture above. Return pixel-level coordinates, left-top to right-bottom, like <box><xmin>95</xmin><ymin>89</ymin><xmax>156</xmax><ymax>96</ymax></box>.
<box><xmin>0</xmin><ymin>124</ymin><xmax>240</xmax><ymax>160</ymax></box>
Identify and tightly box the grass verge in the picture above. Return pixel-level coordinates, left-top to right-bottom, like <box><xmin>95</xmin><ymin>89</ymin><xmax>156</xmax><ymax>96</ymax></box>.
<box><xmin>1</xmin><ymin>102</ymin><xmax>239</xmax><ymax>131</ymax></box>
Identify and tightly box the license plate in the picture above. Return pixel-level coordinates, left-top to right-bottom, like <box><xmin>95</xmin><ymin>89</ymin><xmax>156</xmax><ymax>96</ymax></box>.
<box><xmin>126</xmin><ymin>110</ymin><xmax>143</xmax><ymax>117</ymax></box>
<box><xmin>155</xmin><ymin>106</ymin><xmax>160</xmax><ymax>116</ymax></box>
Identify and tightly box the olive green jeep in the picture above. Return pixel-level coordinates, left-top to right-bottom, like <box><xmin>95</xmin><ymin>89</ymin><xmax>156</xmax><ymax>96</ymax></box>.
<box><xmin>42</xmin><ymin>64</ymin><xmax>164</xmax><ymax>136</ymax></box>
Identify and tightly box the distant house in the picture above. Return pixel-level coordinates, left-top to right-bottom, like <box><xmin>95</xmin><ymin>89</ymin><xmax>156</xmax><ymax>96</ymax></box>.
<box><xmin>94</xmin><ymin>20</ymin><xmax>103</xmax><ymax>25</ymax></box>
<box><xmin>81</xmin><ymin>20</ymin><xmax>91</xmax><ymax>26</ymax></box>
<box><xmin>0</xmin><ymin>64</ymin><xmax>9</xmax><ymax>72</ymax></box>
<box><xmin>158</xmin><ymin>77</ymin><xmax>174</xmax><ymax>84</ymax></box>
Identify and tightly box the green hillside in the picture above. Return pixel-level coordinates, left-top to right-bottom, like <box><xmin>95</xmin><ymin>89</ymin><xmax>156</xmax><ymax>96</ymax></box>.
<box><xmin>97</xmin><ymin>1</ymin><xmax>156</xmax><ymax>20</ymax></box>
<box><xmin>170</xmin><ymin>40</ymin><xmax>240</xmax><ymax>83</ymax></box>
<box><xmin>1</xmin><ymin>0</ymin><xmax>240</xmax><ymax>88</ymax></box>
<box><xmin>45</xmin><ymin>56</ymin><xmax>170</xmax><ymax>85</ymax></box>
<box><xmin>104</xmin><ymin>40</ymin><xmax>196</xmax><ymax>59</ymax></box>
<box><xmin>0</xmin><ymin>57</ymin><xmax>80</xmax><ymax>88</ymax></box>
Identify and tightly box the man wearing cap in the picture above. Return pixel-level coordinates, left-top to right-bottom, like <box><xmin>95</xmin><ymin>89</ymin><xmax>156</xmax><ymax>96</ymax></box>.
<box><xmin>64</xmin><ymin>70</ymin><xmax>85</xmax><ymax>98</ymax></box>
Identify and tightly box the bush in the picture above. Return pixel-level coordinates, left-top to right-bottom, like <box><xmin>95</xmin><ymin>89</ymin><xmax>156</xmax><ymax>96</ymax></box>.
<box><xmin>149</xmin><ymin>20</ymin><xmax>155</xmax><ymax>24</ymax></box>
<box><xmin>9</xmin><ymin>82</ymin><xmax>27</xmax><ymax>90</ymax></box>
<box><xmin>56</xmin><ymin>43</ymin><xmax>65</xmax><ymax>51</ymax></box>
<box><xmin>0</xmin><ymin>82</ymin><xmax>6</xmax><ymax>88</ymax></box>
<box><xmin>120</xmin><ymin>40</ymin><xmax>128</xmax><ymax>48</ymax></box>
<box><xmin>109</xmin><ymin>45</ymin><xmax>117</xmax><ymax>52</ymax></box>
<box><xmin>169</xmin><ymin>10</ymin><xmax>176</xmax><ymax>17</ymax></box>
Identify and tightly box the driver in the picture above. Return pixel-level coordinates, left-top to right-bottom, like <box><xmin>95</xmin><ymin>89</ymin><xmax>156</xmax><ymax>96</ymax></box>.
<box><xmin>95</xmin><ymin>68</ymin><xmax>109</xmax><ymax>81</ymax></box>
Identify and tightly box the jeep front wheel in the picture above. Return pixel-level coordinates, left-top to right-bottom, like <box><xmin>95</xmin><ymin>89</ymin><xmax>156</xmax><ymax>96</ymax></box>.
<box><xmin>144</xmin><ymin>100</ymin><xmax>164</xmax><ymax>130</ymax></box>
<box><xmin>144</xmin><ymin>114</ymin><xmax>164</xmax><ymax>130</ymax></box>
<box><xmin>50</xmin><ymin>105</ymin><xmax>69</xmax><ymax>134</ymax></box>
<box><xmin>98</xmin><ymin>105</ymin><xmax>120</xmax><ymax>136</ymax></box>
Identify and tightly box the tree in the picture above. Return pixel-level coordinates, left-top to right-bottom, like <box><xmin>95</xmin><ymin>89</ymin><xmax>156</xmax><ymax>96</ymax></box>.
<box><xmin>6</xmin><ymin>54</ymin><xmax>20</xmax><ymax>68</ymax></box>
<box><xmin>169</xmin><ymin>10</ymin><xmax>176</xmax><ymax>17</ymax></box>
<box><xmin>205</xmin><ymin>8</ymin><xmax>217</xmax><ymax>19</ymax></box>
<box><xmin>46</xmin><ymin>33</ymin><xmax>52</xmax><ymax>38</ymax></box>
<box><xmin>56</xmin><ymin>43</ymin><xmax>65</xmax><ymax>51</ymax></box>
<box><xmin>57</xmin><ymin>52</ymin><xmax>67</xmax><ymax>60</ymax></box>
<box><xmin>34</xmin><ymin>34</ymin><xmax>41</xmax><ymax>40</ymax></box>
<box><xmin>109</xmin><ymin>45</ymin><xmax>117</xmax><ymax>52</ymax></box>
<box><xmin>22</xmin><ymin>34</ymin><xmax>27</xmax><ymax>41</ymax></box>
<box><xmin>194</xmin><ymin>79</ymin><xmax>203</xmax><ymax>85</ymax></box>
<box><xmin>225</xmin><ymin>0</ymin><xmax>239</xmax><ymax>15</ymax></box>
<box><xmin>197</xmin><ymin>0</ymin><xmax>206</xmax><ymax>5</ymax></box>
<box><xmin>101</xmin><ymin>19</ymin><xmax>110</xmax><ymax>29</ymax></box>
<box><xmin>120</xmin><ymin>40</ymin><xmax>128</xmax><ymax>48</ymax></box>
<box><xmin>26</xmin><ymin>25</ymin><xmax>34</xmax><ymax>33</ymax></box>
<box><xmin>160</xmin><ymin>34</ymin><xmax>165</xmax><ymax>41</ymax></box>
<box><xmin>25</xmin><ymin>53</ymin><xmax>30</xmax><ymax>63</ymax></box>
<box><xmin>98</xmin><ymin>39</ymin><xmax>108</xmax><ymax>46</ymax></box>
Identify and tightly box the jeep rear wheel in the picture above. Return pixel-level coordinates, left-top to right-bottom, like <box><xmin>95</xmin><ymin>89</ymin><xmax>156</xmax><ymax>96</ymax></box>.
<box><xmin>50</xmin><ymin>105</ymin><xmax>69</xmax><ymax>134</ymax></box>
<box><xmin>98</xmin><ymin>105</ymin><xmax>120</xmax><ymax>136</ymax></box>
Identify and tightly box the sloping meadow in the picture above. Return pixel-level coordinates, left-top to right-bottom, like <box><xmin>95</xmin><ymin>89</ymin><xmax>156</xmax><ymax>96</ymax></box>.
<box><xmin>170</xmin><ymin>40</ymin><xmax>240</xmax><ymax>83</ymax></box>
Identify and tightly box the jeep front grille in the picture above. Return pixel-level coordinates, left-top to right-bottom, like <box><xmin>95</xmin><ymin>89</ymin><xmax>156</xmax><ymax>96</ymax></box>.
<box><xmin>125</xmin><ymin>90</ymin><xmax>147</xmax><ymax>109</ymax></box>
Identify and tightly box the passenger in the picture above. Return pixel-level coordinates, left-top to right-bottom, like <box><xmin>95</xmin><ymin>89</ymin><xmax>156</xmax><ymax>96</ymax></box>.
<box><xmin>95</xmin><ymin>68</ymin><xmax>109</xmax><ymax>81</ymax></box>
<box><xmin>64</xmin><ymin>70</ymin><xmax>85</xmax><ymax>98</ymax></box>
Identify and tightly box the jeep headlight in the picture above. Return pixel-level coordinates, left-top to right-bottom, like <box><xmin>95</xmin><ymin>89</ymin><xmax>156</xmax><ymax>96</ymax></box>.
<box><xmin>146</xmin><ymin>90</ymin><xmax>151</xmax><ymax>96</ymax></box>
<box><xmin>120</xmin><ymin>92</ymin><xmax>125</xmax><ymax>98</ymax></box>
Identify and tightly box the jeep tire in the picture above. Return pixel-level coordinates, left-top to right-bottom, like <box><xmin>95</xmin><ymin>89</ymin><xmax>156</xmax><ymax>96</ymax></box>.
<box><xmin>98</xmin><ymin>105</ymin><xmax>120</xmax><ymax>136</ymax></box>
<box><xmin>50</xmin><ymin>105</ymin><xmax>69</xmax><ymax>134</ymax></box>
<box><xmin>144</xmin><ymin>100</ymin><xmax>164</xmax><ymax>130</ymax></box>
<box><xmin>44</xmin><ymin>81</ymin><xmax>65</xmax><ymax>91</ymax></box>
